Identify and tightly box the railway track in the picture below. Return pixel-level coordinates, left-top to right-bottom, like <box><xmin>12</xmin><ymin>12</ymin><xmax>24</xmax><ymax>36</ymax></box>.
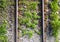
<box><xmin>0</xmin><ymin>0</ymin><xmax>43</xmax><ymax>42</ymax></box>
<box><xmin>6</xmin><ymin>0</ymin><xmax>60</xmax><ymax>42</ymax></box>
<box><xmin>14</xmin><ymin>0</ymin><xmax>48</xmax><ymax>42</ymax></box>
<box><xmin>15</xmin><ymin>0</ymin><xmax>46</xmax><ymax>42</ymax></box>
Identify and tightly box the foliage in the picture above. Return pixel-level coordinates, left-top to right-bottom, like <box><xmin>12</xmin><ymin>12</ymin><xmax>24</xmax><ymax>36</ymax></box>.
<box><xmin>0</xmin><ymin>20</ymin><xmax>7</xmax><ymax>42</ymax></box>
<box><xmin>19</xmin><ymin>1</ymin><xmax>39</xmax><ymax>10</ymax></box>
<box><xmin>28</xmin><ymin>2</ymin><xmax>39</xmax><ymax>10</ymax></box>
<box><xmin>50</xmin><ymin>12</ymin><xmax>60</xmax><ymax>38</ymax></box>
<box><xmin>50</xmin><ymin>1</ymin><xmax>59</xmax><ymax>12</ymax></box>
<box><xmin>50</xmin><ymin>0</ymin><xmax>60</xmax><ymax>42</ymax></box>
<box><xmin>18</xmin><ymin>0</ymin><xmax>40</xmax><ymax>38</ymax></box>
<box><xmin>0</xmin><ymin>35</ymin><xmax>7</xmax><ymax>42</ymax></box>
<box><xmin>0</xmin><ymin>20</ymin><xmax>7</xmax><ymax>35</ymax></box>
<box><xmin>0</xmin><ymin>0</ymin><xmax>8</xmax><ymax>42</ymax></box>
<box><xmin>0</xmin><ymin>0</ymin><xmax>7</xmax><ymax>10</ymax></box>
<box><xmin>22</xmin><ymin>29</ymin><xmax>34</xmax><ymax>38</ymax></box>
<box><xmin>50</xmin><ymin>12</ymin><xmax>59</xmax><ymax>20</ymax></box>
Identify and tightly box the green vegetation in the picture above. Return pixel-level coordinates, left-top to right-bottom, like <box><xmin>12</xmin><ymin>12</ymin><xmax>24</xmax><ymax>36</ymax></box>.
<box><xmin>0</xmin><ymin>0</ymin><xmax>7</xmax><ymax>42</ymax></box>
<box><xmin>0</xmin><ymin>20</ymin><xmax>7</xmax><ymax>35</ymax></box>
<box><xmin>0</xmin><ymin>16</ymin><xmax>7</xmax><ymax>42</ymax></box>
<box><xmin>50</xmin><ymin>0</ymin><xmax>60</xmax><ymax>42</ymax></box>
<box><xmin>18</xmin><ymin>0</ymin><xmax>40</xmax><ymax>38</ymax></box>
<box><xmin>50</xmin><ymin>12</ymin><xmax>60</xmax><ymax>36</ymax></box>
<box><xmin>22</xmin><ymin>29</ymin><xmax>34</xmax><ymax>38</ymax></box>
<box><xmin>0</xmin><ymin>0</ymin><xmax>7</xmax><ymax>10</ymax></box>
<box><xmin>0</xmin><ymin>35</ymin><xmax>7</xmax><ymax>42</ymax></box>
<box><xmin>50</xmin><ymin>1</ymin><xmax>59</xmax><ymax>12</ymax></box>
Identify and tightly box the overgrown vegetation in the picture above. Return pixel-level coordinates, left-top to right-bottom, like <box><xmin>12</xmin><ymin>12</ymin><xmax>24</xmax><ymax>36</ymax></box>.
<box><xmin>0</xmin><ymin>20</ymin><xmax>7</xmax><ymax>42</ymax></box>
<box><xmin>18</xmin><ymin>0</ymin><xmax>40</xmax><ymax>38</ymax></box>
<box><xmin>50</xmin><ymin>0</ymin><xmax>60</xmax><ymax>42</ymax></box>
<box><xmin>0</xmin><ymin>0</ymin><xmax>7</xmax><ymax>42</ymax></box>
<box><xmin>0</xmin><ymin>0</ymin><xmax>7</xmax><ymax>10</ymax></box>
<box><xmin>50</xmin><ymin>1</ymin><xmax>59</xmax><ymax>12</ymax></box>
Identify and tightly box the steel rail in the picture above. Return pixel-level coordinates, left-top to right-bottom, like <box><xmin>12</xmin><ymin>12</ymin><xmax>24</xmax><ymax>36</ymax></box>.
<box><xmin>14</xmin><ymin>0</ymin><xmax>18</xmax><ymax>42</ymax></box>
<box><xmin>42</xmin><ymin>0</ymin><xmax>45</xmax><ymax>42</ymax></box>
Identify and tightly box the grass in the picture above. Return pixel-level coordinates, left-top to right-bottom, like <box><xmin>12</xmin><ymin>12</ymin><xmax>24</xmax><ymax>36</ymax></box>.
<box><xmin>0</xmin><ymin>20</ymin><xmax>7</xmax><ymax>42</ymax></box>
<box><xmin>50</xmin><ymin>12</ymin><xmax>60</xmax><ymax>38</ymax></box>
<box><xmin>50</xmin><ymin>1</ymin><xmax>59</xmax><ymax>12</ymax></box>
<box><xmin>50</xmin><ymin>0</ymin><xmax>60</xmax><ymax>42</ymax></box>
<box><xmin>0</xmin><ymin>0</ymin><xmax>7</xmax><ymax>10</ymax></box>
<box><xmin>0</xmin><ymin>0</ymin><xmax>8</xmax><ymax>42</ymax></box>
<box><xmin>0</xmin><ymin>35</ymin><xmax>7</xmax><ymax>42</ymax></box>
<box><xmin>18</xmin><ymin>0</ymin><xmax>40</xmax><ymax>38</ymax></box>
